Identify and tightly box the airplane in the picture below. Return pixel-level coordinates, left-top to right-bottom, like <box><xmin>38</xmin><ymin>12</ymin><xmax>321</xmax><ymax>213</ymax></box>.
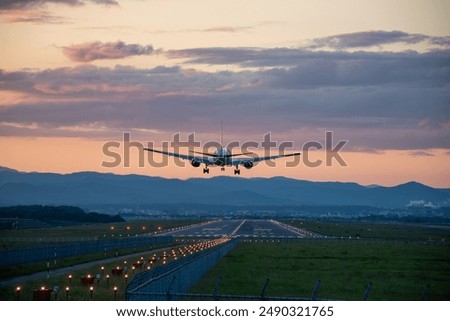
<box><xmin>143</xmin><ymin>125</ymin><xmax>300</xmax><ymax>175</ymax></box>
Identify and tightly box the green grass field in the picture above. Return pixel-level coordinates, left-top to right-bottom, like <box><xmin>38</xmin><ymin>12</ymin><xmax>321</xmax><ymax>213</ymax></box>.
<box><xmin>0</xmin><ymin>219</ymin><xmax>205</xmax><ymax>249</ymax></box>
<box><xmin>191</xmin><ymin>241</ymin><xmax>450</xmax><ymax>300</ymax></box>
<box><xmin>285</xmin><ymin>220</ymin><xmax>450</xmax><ymax>242</ymax></box>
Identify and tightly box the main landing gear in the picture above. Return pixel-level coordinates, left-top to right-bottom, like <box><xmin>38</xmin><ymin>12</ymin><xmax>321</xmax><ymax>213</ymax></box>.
<box><xmin>202</xmin><ymin>166</ymin><xmax>240</xmax><ymax>175</ymax></box>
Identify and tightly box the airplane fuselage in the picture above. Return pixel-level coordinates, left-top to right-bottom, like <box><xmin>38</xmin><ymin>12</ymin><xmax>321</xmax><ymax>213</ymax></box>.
<box><xmin>210</xmin><ymin>147</ymin><xmax>231</xmax><ymax>167</ymax></box>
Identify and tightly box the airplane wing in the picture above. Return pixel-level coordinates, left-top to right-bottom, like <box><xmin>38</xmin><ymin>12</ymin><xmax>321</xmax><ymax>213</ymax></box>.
<box><xmin>189</xmin><ymin>150</ymin><xmax>253</xmax><ymax>157</ymax></box>
<box><xmin>143</xmin><ymin>148</ymin><xmax>215</xmax><ymax>165</ymax></box>
<box><xmin>231</xmin><ymin>152</ymin><xmax>301</xmax><ymax>166</ymax></box>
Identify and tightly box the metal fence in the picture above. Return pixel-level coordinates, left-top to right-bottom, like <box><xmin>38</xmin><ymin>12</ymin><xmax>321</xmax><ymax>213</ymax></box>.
<box><xmin>128</xmin><ymin>278</ymin><xmax>431</xmax><ymax>301</ymax></box>
<box><xmin>0</xmin><ymin>236</ymin><xmax>173</xmax><ymax>266</ymax></box>
<box><xmin>126</xmin><ymin>238</ymin><xmax>239</xmax><ymax>301</ymax></box>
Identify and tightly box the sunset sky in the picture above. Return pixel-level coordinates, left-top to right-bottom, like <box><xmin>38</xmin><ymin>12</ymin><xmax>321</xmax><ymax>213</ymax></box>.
<box><xmin>1</xmin><ymin>0</ymin><xmax>449</xmax><ymax>187</ymax></box>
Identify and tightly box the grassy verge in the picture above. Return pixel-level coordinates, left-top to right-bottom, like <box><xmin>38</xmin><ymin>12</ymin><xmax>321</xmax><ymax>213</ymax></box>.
<box><xmin>284</xmin><ymin>220</ymin><xmax>450</xmax><ymax>242</ymax></box>
<box><xmin>0</xmin><ymin>219</ymin><xmax>206</xmax><ymax>249</ymax></box>
<box><xmin>190</xmin><ymin>240</ymin><xmax>450</xmax><ymax>300</ymax></box>
<box><xmin>0</xmin><ymin>243</ymin><xmax>174</xmax><ymax>280</ymax></box>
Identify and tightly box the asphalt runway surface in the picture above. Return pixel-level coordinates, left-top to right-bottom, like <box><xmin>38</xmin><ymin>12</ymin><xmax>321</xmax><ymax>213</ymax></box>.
<box><xmin>160</xmin><ymin>219</ymin><xmax>316</xmax><ymax>238</ymax></box>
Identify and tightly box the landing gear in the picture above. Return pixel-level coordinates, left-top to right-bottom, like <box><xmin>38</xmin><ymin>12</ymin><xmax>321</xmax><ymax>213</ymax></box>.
<box><xmin>234</xmin><ymin>166</ymin><xmax>240</xmax><ymax>175</ymax></box>
<box><xmin>203</xmin><ymin>166</ymin><xmax>209</xmax><ymax>174</ymax></box>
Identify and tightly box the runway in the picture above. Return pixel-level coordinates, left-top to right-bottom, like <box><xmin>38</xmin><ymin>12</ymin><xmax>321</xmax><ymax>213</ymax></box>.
<box><xmin>160</xmin><ymin>219</ymin><xmax>319</xmax><ymax>238</ymax></box>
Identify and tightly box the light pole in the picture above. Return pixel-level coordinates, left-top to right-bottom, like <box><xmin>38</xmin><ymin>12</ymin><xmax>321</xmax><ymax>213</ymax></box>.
<box><xmin>113</xmin><ymin>286</ymin><xmax>118</xmax><ymax>300</ymax></box>
<box><xmin>52</xmin><ymin>285</ymin><xmax>60</xmax><ymax>300</ymax></box>
<box><xmin>15</xmin><ymin>286</ymin><xmax>21</xmax><ymax>300</ymax></box>
<box><xmin>65</xmin><ymin>287</ymin><xmax>70</xmax><ymax>300</ymax></box>
<box><xmin>89</xmin><ymin>286</ymin><xmax>94</xmax><ymax>299</ymax></box>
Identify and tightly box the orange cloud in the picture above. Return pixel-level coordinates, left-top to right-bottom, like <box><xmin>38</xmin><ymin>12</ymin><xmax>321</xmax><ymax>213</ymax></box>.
<box><xmin>63</xmin><ymin>41</ymin><xmax>154</xmax><ymax>62</ymax></box>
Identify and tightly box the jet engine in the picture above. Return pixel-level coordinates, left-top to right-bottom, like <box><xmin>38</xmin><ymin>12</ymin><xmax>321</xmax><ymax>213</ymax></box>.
<box><xmin>243</xmin><ymin>161</ymin><xmax>253</xmax><ymax>169</ymax></box>
<box><xmin>191</xmin><ymin>159</ymin><xmax>201</xmax><ymax>167</ymax></box>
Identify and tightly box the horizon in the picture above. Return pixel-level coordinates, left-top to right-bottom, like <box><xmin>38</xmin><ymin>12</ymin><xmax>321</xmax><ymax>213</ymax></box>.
<box><xmin>1</xmin><ymin>164</ymin><xmax>448</xmax><ymax>189</ymax></box>
<box><xmin>1</xmin><ymin>1</ymin><xmax>449</xmax><ymax>188</ymax></box>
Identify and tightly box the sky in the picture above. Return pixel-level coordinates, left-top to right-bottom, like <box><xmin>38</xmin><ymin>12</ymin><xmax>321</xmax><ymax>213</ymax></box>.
<box><xmin>0</xmin><ymin>0</ymin><xmax>449</xmax><ymax>187</ymax></box>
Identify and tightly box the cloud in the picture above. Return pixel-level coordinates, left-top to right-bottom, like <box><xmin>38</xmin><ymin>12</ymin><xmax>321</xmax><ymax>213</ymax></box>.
<box><xmin>166</xmin><ymin>47</ymin><xmax>450</xmax><ymax>88</ymax></box>
<box><xmin>0</xmin><ymin>0</ymin><xmax>118</xmax><ymax>10</ymax></box>
<box><xmin>408</xmin><ymin>150</ymin><xmax>435</xmax><ymax>157</ymax></box>
<box><xmin>0</xmin><ymin>0</ymin><xmax>118</xmax><ymax>24</ymax></box>
<box><xmin>165</xmin><ymin>47</ymin><xmax>298</xmax><ymax>67</ymax></box>
<box><xmin>163</xmin><ymin>31</ymin><xmax>450</xmax><ymax>70</ymax></box>
<box><xmin>201</xmin><ymin>26</ymin><xmax>253</xmax><ymax>33</ymax></box>
<box><xmin>90</xmin><ymin>0</ymin><xmax>118</xmax><ymax>5</ymax></box>
<box><xmin>264</xmin><ymin>51</ymin><xmax>450</xmax><ymax>88</ymax></box>
<box><xmin>1</xmin><ymin>38</ymin><xmax>449</xmax><ymax>151</ymax></box>
<box><xmin>0</xmin><ymin>9</ymin><xmax>67</xmax><ymax>24</ymax></box>
<box><xmin>308</xmin><ymin>30</ymin><xmax>450</xmax><ymax>49</ymax></box>
<box><xmin>63</xmin><ymin>41</ymin><xmax>154</xmax><ymax>62</ymax></box>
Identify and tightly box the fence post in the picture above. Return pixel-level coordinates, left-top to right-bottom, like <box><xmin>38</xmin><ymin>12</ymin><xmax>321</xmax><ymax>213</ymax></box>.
<box><xmin>213</xmin><ymin>277</ymin><xmax>222</xmax><ymax>300</ymax></box>
<box><xmin>363</xmin><ymin>282</ymin><xmax>372</xmax><ymax>301</ymax></box>
<box><xmin>311</xmin><ymin>280</ymin><xmax>321</xmax><ymax>300</ymax></box>
<box><xmin>126</xmin><ymin>239</ymin><xmax>238</xmax><ymax>301</ymax></box>
<box><xmin>260</xmin><ymin>278</ymin><xmax>270</xmax><ymax>300</ymax></box>
<box><xmin>46</xmin><ymin>250</ymin><xmax>50</xmax><ymax>279</ymax></box>
<box><xmin>166</xmin><ymin>276</ymin><xmax>176</xmax><ymax>300</ymax></box>
<box><xmin>421</xmin><ymin>284</ymin><xmax>430</xmax><ymax>301</ymax></box>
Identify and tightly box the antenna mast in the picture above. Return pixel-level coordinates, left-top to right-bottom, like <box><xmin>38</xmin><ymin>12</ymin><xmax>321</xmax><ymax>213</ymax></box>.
<box><xmin>220</xmin><ymin>120</ymin><xmax>223</xmax><ymax>147</ymax></box>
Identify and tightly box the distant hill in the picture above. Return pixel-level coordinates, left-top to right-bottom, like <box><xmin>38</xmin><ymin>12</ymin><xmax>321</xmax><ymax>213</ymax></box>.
<box><xmin>0</xmin><ymin>167</ymin><xmax>449</xmax><ymax>209</ymax></box>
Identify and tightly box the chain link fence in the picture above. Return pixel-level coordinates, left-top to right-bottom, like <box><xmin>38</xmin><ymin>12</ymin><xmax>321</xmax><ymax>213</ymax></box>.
<box><xmin>126</xmin><ymin>238</ymin><xmax>239</xmax><ymax>301</ymax></box>
<box><xmin>0</xmin><ymin>236</ymin><xmax>173</xmax><ymax>266</ymax></box>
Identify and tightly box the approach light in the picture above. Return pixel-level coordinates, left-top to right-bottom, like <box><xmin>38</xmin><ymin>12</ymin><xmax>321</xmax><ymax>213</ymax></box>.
<box><xmin>15</xmin><ymin>286</ymin><xmax>21</xmax><ymax>300</ymax></box>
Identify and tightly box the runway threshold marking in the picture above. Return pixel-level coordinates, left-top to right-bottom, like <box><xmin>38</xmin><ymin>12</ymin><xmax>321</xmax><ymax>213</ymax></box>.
<box><xmin>230</xmin><ymin>220</ymin><xmax>247</xmax><ymax>237</ymax></box>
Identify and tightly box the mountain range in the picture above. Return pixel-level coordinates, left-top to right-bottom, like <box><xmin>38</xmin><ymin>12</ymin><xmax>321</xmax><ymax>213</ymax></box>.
<box><xmin>0</xmin><ymin>166</ymin><xmax>449</xmax><ymax>209</ymax></box>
